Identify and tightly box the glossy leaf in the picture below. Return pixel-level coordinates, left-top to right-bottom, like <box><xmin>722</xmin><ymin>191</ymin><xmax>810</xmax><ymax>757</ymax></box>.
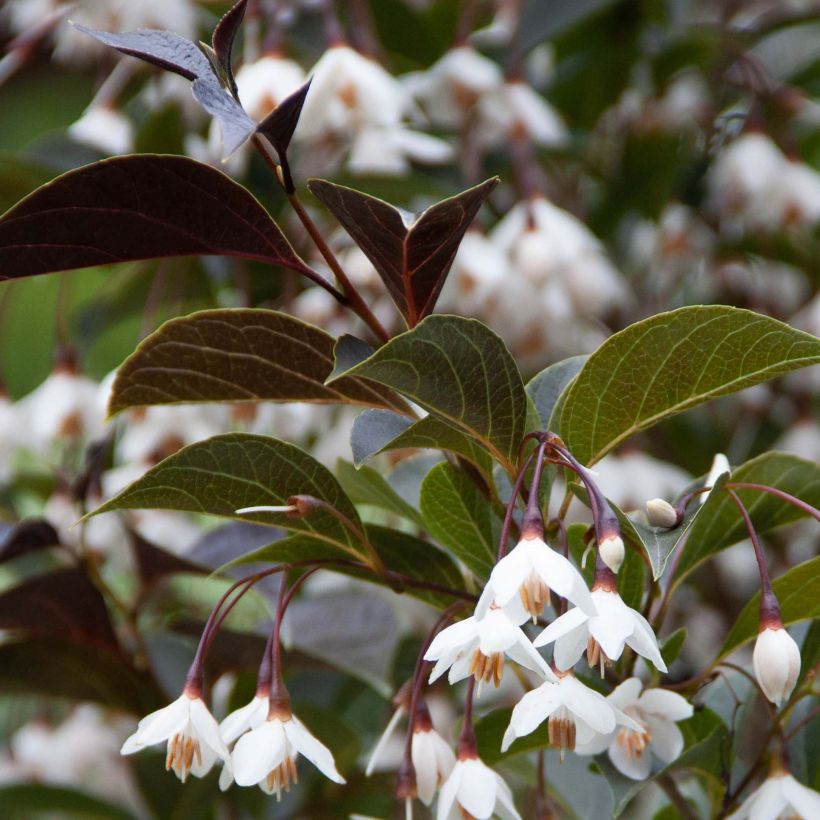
<box><xmin>336</xmin><ymin>459</ymin><xmax>424</xmax><ymax>527</ymax></box>
<box><xmin>420</xmin><ymin>462</ymin><xmax>500</xmax><ymax>579</ymax></box>
<box><xmin>674</xmin><ymin>452</ymin><xmax>820</xmax><ymax>581</ymax></box>
<box><xmin>719</xmin><ymin>556</ymin><xmax>820</xmax><ymax>658</ymax></box>
<box><xmin>191</xmin><ymin>77</ymin><xmax>256</xmax><ymax>157</ymax></box>
<box><xmin>526</xmin><ymin>354</ymin><xmax>587</xmax><ymax>428</ymax></box>
<box><xmin>309</xmin><ymin>178</ymin><xmax>498</xmax><ymax>324</ymax></box>
<box><xmin>0</xmin><ymin>155</ymin><xmax>312</xmax><ymax>281</ymax></box>
<box><xmin>559</xmin><ymin>306</ymin><xmax>820</xmax><ymax>464</ymax></box>
<box><xmin>221</xmin><ymin>525</ymin><xmax>467</xmax><ymax>609</ymax></box>
<box><xmin>93</xmin><ymin>433</ymin><xmax>367</xmax><ymax>559</ymax></box>
<box><xmin>211</xmin><ymin>0</ymin><xmax>248</xmax><ymax>94</ymax></box>
<box><xmin>108</xmin><ymin>309</ymin><xmax>407</xmax><ymax>415</ymax></box>
<box><xmin>74</xmin><ymin>26</ymin><xmax>214</xmax><ymax>81</ymax></box>
<box><xmin>350</xmin><ymin>409</ymin><xmax>493</xmax><ymax>477</ymax></box>
<box><xmin>329</xmin><ymin>315</ymin><xmax>527</xmax><ymax>468</ymax></box>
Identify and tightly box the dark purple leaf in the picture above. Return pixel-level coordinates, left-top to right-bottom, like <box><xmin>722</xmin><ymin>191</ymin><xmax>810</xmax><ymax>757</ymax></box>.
<box><xmin>73</xmin><ymin>25</ymin><xmax>215</xmax><ymax>82</ymax></box>
<box><xmin>0</xmin><ymin>519</ymin><xmax>60</xmax><ymax>563</ymax></box>
<box><xmin>0</xmin><ymin>155</ymin><xmax>313</xmax><ymax>280</ymax></box>
<box><xmin>257</xmin><ymin>80</ymin><xmax>313</xmax><ymax>190</ymax></box>
<box><xmin>308</xmin><ymin>177</ymin><xmax>498</xmax><ymax>325</ymax></box>
<box><xmin>191</xmin><ymin>77</ymin><xmax>256</xmax><ymax>157</ymax></box>
<box><xmin>212</xmin><ymin>0</ymin><xmax>249</xmax><ymax>95</ymax></box>
<box><xmin>129</xmin><ymin>530</ymin><xmax>206</xmax><ymax>588</ymax></box>
<box><xmin>0</xmin><ymin>567</ymin><xmax>118</xmax><ymax>648</ymax></box>
<box><xmin>328</xmin><ymin>334</ymin><xmax>375</xmax><ymax>381</ymax></box>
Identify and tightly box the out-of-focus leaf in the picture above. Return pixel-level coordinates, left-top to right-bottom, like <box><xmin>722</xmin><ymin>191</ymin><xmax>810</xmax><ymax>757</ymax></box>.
<box><xmin>660</xmin><ymin>627</ymin><xmax>687</xmax><ymax>667</ymax></box>
<box><xmin>420</xmin><ymin>462</ymin><xmax>499</xmax><ymax>579</ymax></box>
<box><xmin>191</xmin><ymin>77</ymin><xmax>256</xmax><ymax>157</ymax></box>
<box><xmin>224</xmin><ymin>525</ymin><xmax>467</xmax><ymax>609</ymax></box>
<box><xmin>0</xmin><ymin>784</ymin><xmax>137</xmax><ymax>820</ymax></box>
<box><xmin>0</xmin><ymin>519</ymin><xmax>59</xmax><ymax>562</ymax></box>
<box><xmin>336</xmin><ymin>459</ymin><xmax>424</xmax><ymax>527</ymax></box>
<box><xmin>674</xmin><ymin>452</ymin><xmax>820</xmax><ymax>581</ymax></box>
<box><xmin>129</xmin><ymin>531</ymin><xmax>206</xmax><ymax>587</ymax></box>
<box><xmin>520</xmin><ymin>0</ymin><xmax>618</xmax><ymax>50</ymax></box>
<box><xmin>131</xmin><ymin>750</ymin><xmax>219</xmax><ymax>820</ymax></box>
<box><xmin>283</xmin><ymin>591</ymin><xmax>399</xmax><ymax>695</ymax></box>
<box><xmin>329</xmin><ymin>315</ymin><xmax>527</xmax><ymax>469</ymax></box>
<box><xmin>527</xmin><ymin>355</ymin><xmax>588</xmax><ymax>428</ymax></box>
<box><xmin>73</xmin><ymin>26</ymin><xmax>214</xmax><ymax>81</ymax></box>
<box><xmin>719</xmin><ymin>556</ymin><xmax>820</xmax><ymax>659</ymax></box>
<box><xmin>798</xmin><ymin>620</ymin><xmax>820</xmax><ymax>686</ymax></box>
<box><xmin>108</xmin><ymin>309</ymin><xmax>407</xmax><ymax>415</ymax></box>
<box><xmin>559</xmin><ymin>307</ymin><xmax>820</xmax><ymax>465</ymax></box>
<box><xmin>350</xmin><ymin>409</ymin><xmax>492</xmax><ymax>477</ymax></box>
<box><xmin>0</xmin><ymin>567</ymin><xmax>118</xmax><ymax>648</ymax></box>
<box><xmin>93</xmin><ymin>433</ymin><xmax>367</xmax><ymax>559</ymax></box>
<box><xmin>309</xmin><ymin>178</ymin><xmax>497</xmax><ymax>325</ymax></box>
<box><xmin>0</xmin><ymin>639</ymin><xmax>163</xmax><ymax>713</ymax></box>
<box><xmin>0</xmin><ymin>155</ymin><xmax>313</xmax><ymax>281</ymax></box>
<box><xmin>211</xmin><ymin>0</ymin><xmax>248</xmax><ymax>94</ymax></box>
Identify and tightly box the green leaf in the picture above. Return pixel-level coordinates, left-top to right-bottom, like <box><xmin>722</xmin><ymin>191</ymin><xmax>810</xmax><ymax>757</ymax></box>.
<box><xmin>527</xmin><ymin>355</ymin><xmax>588</xmax><ymax>428</ymax></box>
<box><xmin>674</xmin><ymin>452</ymin><xmax>820</xmax><ymax>581</ymax></box>
<box><xmin>618</xmin><ymin>543</ymin><xmax>646</xmax><ymax>610</ymax></box>
<box><xmin>475</xmin><ymin>707</ymin><xmax>545</xmax><ymax>764</ymax></box>
<box><xmin>335</xmin><ymin>459</ymin><xmax>424</xmax><ymax>527</ymax></box>
<box><xmin>329</xmin><ymin>315</ymin><xmax>527</xmax><ymax>469</ymax></box>
<box><xmin>350</xmin><ymin>409</ymin><xmax>493</xmax><ymax>478</ymax></box>
<box><xmin>558</xmin><ymin>306</ymin><xmax>820</xmax><ymax>465</ymax></box>
<box><xmin>420</xmin><ymin>462</ymin><xmax>500</xmax><ymax>579</ymax></box>
<box><xmin>799</xmin><ymin>620</ymin><xmax>820</xmax><ymax>685</ymax></box>
<box><xmin>108</xmin><ymin>309</ymin><xmax>406</xmax><ymax>415</ymax></box>
<box><xmin>660</xmin><ymin>627</ymin><xmax>687</xmax><ymax>667</ymax></box>
<box><xmin>719</xmin><ymin>556</ymin><xmax>820</xmax><ymax>659</ymax></box>
<box><xmin>220</xmin><ymin>525</ymin><xmax>467</xmax><ymax>609</ymax></box>
<box><xmin>93</xmin><ymin>433</ymin><xmax>367</xmax><ymax>559</ymax></box>
<box><xmin>0</xmin><ymin>784</ymin><xmax>137</xmax><ymax>820</ymax></box>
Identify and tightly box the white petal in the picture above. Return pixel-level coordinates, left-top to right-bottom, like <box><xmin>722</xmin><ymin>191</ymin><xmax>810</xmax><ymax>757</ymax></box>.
<box><xmin>232</xmin><ymin>720</ymin><xmax>287</xmax><ymax>786</ymax></box>
<box><xmin>190</xmin><ymin>697</ymin><xmax>230</xmax><ymax>760</ymax></box>
<box><xmin>506</xmin><ymin>633</ymin><xmax>555</xmax><ymax>680</ymax></box>
<box><xmin>122</xmin><ymin>696</ymin><xmax>189</xmax><ymax>751</ymax></box>
<box><xmin>781</xmin><ymin>773</ymin><xmax>820</xmax><ymax>819</ymax></box>
<box><xmin>561</xmin><ymin>677</ymin><xmax>616</xmax><ymax>734</ymax></box>
<box><xmin>447</xmin><ymin>650</ymin><xmax>477</xmax><ymax>684</ymax></box>
<box><xmin>609</xmin><ymin>738</ymin><xmax>653</xmax><ymax>780</ymax></box>
<box><xmin>219</xmin><ymin>761</ymin><xmax>234</xmax><ymax>791</ymax></box>
<box><xmin>624</xmin><ymin>612</ymin><xmax>667</xmax><ymax>672</ymax></box>
<box><xmin>533</xmin><ymin>607</ymin><xmax>588</xmax><ymax>647</ymax></box>
<box><xmin>574</xmin><ymin>730</ymin><xmax>616</xmax><ymax>756</ymax></box>
<box><xmin>189</xmin><ymin>740</ymin><xmax>218</xmax><ymax>778</ymax></box>
<box><xmin>365</xmin><ymin>705</ymin><xmax>405</xmax><ymax>776</ymax></box>
<box><xmin>645</xmin><ymin>716</ymin><xmax>683</xmax><ymax>763</ymax></box>
<box><xmin>436</xmin><ymin>762</ymin><xmax>463</xmax><ymax>820</ymax></box>
<box><xmin>531</xmin><ymin>545</ymin><xmax>596</xmax><ymax>614</ymax></box>
<box><xmin>493</xmin><ymin>772</ymin><xmax>522</xmax><ymax>820</ymax></box>
<box><xmin>488</xmin><ymin>543</ymin><xmax>535</xmax><ymax>606</ymax></box>
<box><xmin>286</xmin><ymin>716</ymin><xmax>345</xmax><ymax>783</ymax></box>
<box><xmin>551</xmin><ymin>625</ymin><xmax>589</xmax><ymax>671</ymax></box>
<box><xmin>477</xmin><ymin>609</ymin><xmax>522</xmax><ymax>654</ymax></box>
<box><xmin>412</xmin><ymin>732</ymin><xmax>439</xmax><ymax>805</ymax></box>
<box><xmin>504</xmin><ymin>683</ymin><xmax>559</xmax><ymax>748</ymax></box>
<box><xmin>457</xmin><ymin>758</ymin><xmax>498</xmax><ymax>819</ymax></box>
<box><xmin>474</xmin><ymin>582</ymin><xmax>495</xmax><ymax>619</ymax></box>
<box><xmin>221</xmin><ymin>696</ymin><xmax>269</xmax><ymax>745</ymax></box>
<box><xmin>608</xmin><ymin>677</ymin><xmax>643</xmax><ymax>710</ymax></box>
<box><xmin>638</xmin><ymin>688</ymin><xmax>693</xmax><ymax>722</ymax></box>
<box><xmin>588</xmin><ymin>592</ymin><xmax>633</xmax><ymax>660</ymax></box>
<box><xmin>425</xmin><ymin>618</ymin><xmax>478</xmax><ymax>659</ymax></box>
<box><xmin>748</xmin><ymin>778</ymin><xmax>789</xmax><ymax>820</ymax></box>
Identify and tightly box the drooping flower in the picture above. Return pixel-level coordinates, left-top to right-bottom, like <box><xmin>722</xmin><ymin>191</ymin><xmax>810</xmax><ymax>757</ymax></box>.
<box><xmin>220</xmin><ymin>694</ymin><xmax>269</xmax><ymax>746</ymax></box>
<box><xmin>700</xmin><ymin>452</ymin><xmax>730</xmax><ymax>503</ymax></box>
<box><xmin>482</xmin><ymin>534</ymin><xmax>596</xmax><ymax>620</ymax></box>
<box><xmin>411</xmin><ymin>705</ymin><xmax>455</xmax><ymax>806</ymax></box>
<box><xmin>534</xmin><ymin>587</ymin><xmax>667</xmax><ymax>675</ymax></box>
<box><xmin>727</xmin><ymin>768</ymin><xmax>820</xmax><ymax>819</ymax></box>
<box><xmin>575</xmin><ymin>677</ymin><xmax>693</xmax><ymax>781</ymax></box>
<box><xmin>229</xmin><ymin>706</ymin><xmax>344</xmax><ymax>797</ymax></box>
<box><xmin>753</xmin><ymin>626</ymin><xmax>801</xmax><ymax>707</ymax></box>
<box><xmin>121</xmin><ymin>690</ymin><xmax>230</xmax><ymax>783</ymax></box>
<box><xmin>501</xmin><ymin>672</ymin><xmax>641</xmax><ymax>759</ymax></box>
<box><xmin>436</xmin><ymin>755</ymin><xmax>521</xmax><ymax>820</ymax></box>
<box><xmin>424</xmin><ymin>603</ymin><xmax>555</xmax><ymax>688</ymax></box>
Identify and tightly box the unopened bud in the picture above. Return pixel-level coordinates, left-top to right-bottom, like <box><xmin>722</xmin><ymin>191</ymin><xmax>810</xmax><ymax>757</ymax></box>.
<box><xmin>598</xmin><ymin>534</ymin><xmax>625</xmax><ymax>573</ymax></box>
<box><xmin>646</xmin><ymin>498</ymin><xmax>679</xmax><ymax>528</ymax></box>
<box><xmin>752</xmin><ymin>626</ymin><xmax>801</xmax><ymax>706</ymax></box>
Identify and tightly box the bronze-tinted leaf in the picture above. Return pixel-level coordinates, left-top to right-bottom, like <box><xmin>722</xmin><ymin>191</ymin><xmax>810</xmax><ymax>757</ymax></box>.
<box><xmin>0</xmin><ymin>155</ymin><xmax>313</xmax><ymax>280</ymax></box>
<box><xmin>74</xmin><ymin>26</ymin><xmax>214</xmax><ymax>82</ymax></box>
<box><xmin>308</xmin><ymin>177</ymin><xmax>498</xmax><ymax>325</ymax></box>
<box><xmin>212</xmin><ymin>0</ymin><xmax>248</xmax><ymax>95</ymax></box>
<box><xmin>108</xmin><ymin>309</ymin><xmax>408</xmax><ymax>415</ymax></box>
<box><xmin>0</xmin><ymin>519</ymin><xmax>60</xmax><ymax>562</ymax></box>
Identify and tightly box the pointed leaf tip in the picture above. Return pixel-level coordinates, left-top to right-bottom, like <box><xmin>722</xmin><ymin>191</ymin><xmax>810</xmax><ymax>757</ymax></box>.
<box><xmin>212</xmin><ymin>0</ymin><xmax>249</xmax><ymax>95</ymax></box>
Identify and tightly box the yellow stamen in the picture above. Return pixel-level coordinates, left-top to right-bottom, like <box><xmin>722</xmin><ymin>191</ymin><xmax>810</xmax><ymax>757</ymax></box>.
<box><xmin>519</xmin><ymin>571</ymin><xmax>550</xmax><ymax>619</ymax></box>
<box><xmin>468</xmin><ymin>649</ymin><xmax>505</xmax><ymax>687</ymax></box>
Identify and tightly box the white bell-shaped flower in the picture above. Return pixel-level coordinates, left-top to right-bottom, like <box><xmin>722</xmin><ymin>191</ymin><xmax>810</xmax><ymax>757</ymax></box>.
<box><xmin>121</xmin><ymin>691</ymin><xmax>230</xmax><ymax>783</ymax></box>
<box><xmin>436</xmin><ymin>755</ymin><xmax>521</xmax><ymax>820</ymax></box>
<box><xmin>534</xmin><ymin>588</ymin><xmax>667</xmax><ymax>674</ymax></box>
<box><xmin>236</xmin><ymin>55</ymin><xmax>306</xmax><ymax>122</ymax></box>
<box><xmin>424</xmin><ymin>603</ymin><xmax>555</xmax><ymax>688</ymax></box>
<box><xmin>502</xmin><ymin>672</ymin><xmax>640</xmax><ymax>757</ymax></box>
<box><xmin>483</xmin><ymin>534</ymin><xmax>596</xmax><ymax>619</ymax></box>
<box><xmin>220</xmin><ymin>694</ymin><xmax>269</xmax><ymax>746</ymax></box>
<box><xmin>727</xmin><ymin>769</ymin><xmax>820</xmax><ymax>819</ymax></box>
<box><xmin>753</xmin><ymin>626</ymin><xmax>801</xmax><ymax>707</ymax></box>
<box><xmin>230</xmin><ymin>709</ymin><xmax>345</xmax><ymax>796</ymax></box>
<box><xmin>412</xmin><ymin>722</ymin><xmax>455</xmax><ymax>806</ymax></box>
<box><xmin>68</xmin><ymin>105</ymin><xmax>134</xmax><ymax>155</ymax></box>
<box><xmin>575</xmin><ymin>677</ymin><xmax>693</xmax><ymax>781</ymax></box>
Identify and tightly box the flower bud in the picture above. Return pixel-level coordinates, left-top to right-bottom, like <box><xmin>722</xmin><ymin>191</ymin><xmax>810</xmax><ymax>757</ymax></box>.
<box><xmin>752</xmin><ymin>626</ymin><xmax>801</xmax><ymax>706</ymax></box>
<box><xmin>646</xmin><ymin>498</ymin><xmax>679</xmax><ymax>528</ymax></box>
<box><xmin>598</xmin><ymin>534</ymin><xmax>625</xmax><ymax>573</ymax></box>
